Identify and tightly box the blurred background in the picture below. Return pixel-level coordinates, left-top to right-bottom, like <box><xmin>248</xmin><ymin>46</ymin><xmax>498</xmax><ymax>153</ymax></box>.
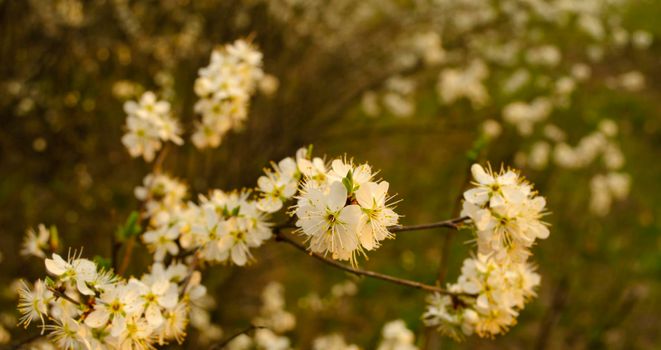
<box><xmin>1</xmin><ymin>0</ymin><xmax>660</xmax><ymax>348</ymax></box>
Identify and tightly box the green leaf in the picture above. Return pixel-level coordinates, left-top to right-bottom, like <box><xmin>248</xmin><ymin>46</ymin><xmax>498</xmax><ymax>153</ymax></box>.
<box><xmin>44</xmin><ymin>276</ymin><xmax>55</xmax><ymax>287</ymax></box>
<box><xmin>116</xmin><ymin>211</ymin><xmax>142</xmax><ymax>241</ymax></box>
<box><xmin>93</xmin><ymin>255</ymin><xmax>112</xmax><ymax>270</ymax></box>
<box><xmin>342</xmin><ymin>170</ymin><xmax>354</xmax><ymax>194</ymax></box>
<box><xmin>231</xmin><ymin>206</ymin><xmax>241</xmax><ymax>216</ymax></box>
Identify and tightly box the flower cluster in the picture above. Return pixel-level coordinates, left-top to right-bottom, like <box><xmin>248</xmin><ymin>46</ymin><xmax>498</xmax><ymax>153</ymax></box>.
<box><xmin>192</xmin><ymin>39</ymin><xmax>264</xmax><ymax>148</ymax></box>
<box><xmin>376</xmin><ymin>320</ymin><xmax>418</xmax><ymax>350</ymax></box>
<box><xmin>460</xmin><ymin>164</ymin><xmax>549</xmax><ymax>263</ymax></box>
<box><xmin>18</xmin><ymin>252</ymin><xmax>205</xmax><ymax>349</ymax></box>
<box><xmin>294</xmin><ymin>157</ymin><xmax>399</xmax><ymax>262</ymax></box>
<box><xmin>424</xmin><ymin>255</ymin><xmax>540</xmax><ymax>339</ymax></box>
<box><xmin>424</xmin><ymin>163</ymin><xmax>547</xmax><ymax>339</ymax></box>
<box><xmin>135</xmin><ymin>173</ymin><xmax>188</xmax><ymax>221</ymax></box>
<box><xmin>122</xmin><ymin>91</ymin><xmax>183</xmax><ymax>162</ymax></box>
<box><xmin>226</xmin><ymin>282</ymin><xmax>295</xmax><ymax>350</ymax></box>
<box><xmin>255</xmin><ymin>150</ymin><xmax>304</xmax><ymax>213</ymax></box>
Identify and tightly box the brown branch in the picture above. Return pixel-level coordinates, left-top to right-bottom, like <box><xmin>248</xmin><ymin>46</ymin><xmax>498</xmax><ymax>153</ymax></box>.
<box><xmin>179</xmin><ymin>250</ymin><xmax>202</xmax><ymax>296</ymax></box>
<box><xmin>274</xmin><ymin>231</ymin><xmax>470</xmax><ymax>296</ymax></box>
<box><xmin>274</xmin><ymin>217</ymin><xmax>467</xmax><ymax>234</ymax></box>
<box><xmin>47</xmin><ymin>287</ymin><xmax>85</xmax><ymax>308</ymax></box>
<box><xmin>390</xmin><ymin>217</ymin><xmax>468</xmax><ymax>233</ymax></box>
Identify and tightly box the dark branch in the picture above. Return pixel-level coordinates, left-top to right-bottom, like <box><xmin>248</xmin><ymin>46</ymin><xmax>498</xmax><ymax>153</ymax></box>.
<box><xmin>274</xmin><ymin>231</ymin><xmax>471</xmax><ymax>296</ymax></box>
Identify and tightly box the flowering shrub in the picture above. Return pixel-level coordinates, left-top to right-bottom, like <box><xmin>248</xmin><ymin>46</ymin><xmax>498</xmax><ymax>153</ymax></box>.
<box><xmin>12</xmin><ymin>36</ymin><xmax>557</xmax><ymax>349</ymax></box>
<box><xmin>5</xmin><ymin>0</ymin><xmax>656</xmax><ymax>348</ymax></box>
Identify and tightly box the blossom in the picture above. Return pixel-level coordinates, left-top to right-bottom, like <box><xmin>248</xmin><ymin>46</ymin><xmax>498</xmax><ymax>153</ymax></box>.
<box><xmin>192</xmin><ymin>39</ymin><xmax>264</xmax><ymax>149</ymax></box>
<box><xmin>132</xmin><ymin>278</ymin><xmax>178</xmax><ymax>327</ymax></box>
<box><xmin>313</xmin><ymin>334</ymin><xmax>360</xmax><ymax>350</ymax></box>
<box><xmin>135</xmin><ymin>173</ymin><xmax>188</xmax><ymax>223</ymax></box>
<box><xmin>21</xmin><ymin>224</ymin><xmax>51</xmax><ymax>258</ymax></box>
<box><xmin>355</xmin><ymin>181</ymin><xmax>399</xmax><ymax>250</ymax></box>
<box><xmin>185</xmin><ymin>190</ymin><xmax>272</xmax><ymax>266</ymax></box>
<box><xmin>157</xmin><ymin>301</ymin><xmax>189</xmax><ymax>345</ymax></box>
<box><xmin>85</xmin><ymin>283</ymin><xmax>142</xmax><ymax>337</ymax></box>
<box><xmin>256</xmin><ymin>156</ymin><xmax>300</xmax><ymax>213</ymax></box>
<box><xmin>121</xmin><ymin>91</ymin><xmax>183</xmax><ymax>162</ymax></box>
<box><xmin>17</xmin><ymin>279</ymin><xmax>52</xmax><ymax>328</ymax></box>
<box><xmin>437</xmin><ymin>60</ymin><xmax>489</xmax><ymax>108</ymax></box>
<box><xmin>295</xmin><ymin>181</ymin><xmax>362</xmax><ymax>261</ymax></box>
<box><xmin>45</xmin><ymin>253</ymin><xmax>98</xmax><ymax>296</ymax></box>
<box><xmin>424</xmin><ymin>255</ymin><xmax>540</xmax><ymax>339</ymax></box>
<box><xmin>377</xmin><ymin>320</ymin><xmax>417</xmax><ymax>350</ymax></box>
<box><xmin>461</xmin><ymin>164</ymin><xmax>548</xmax><ymax>262</ymax></box>
<box><xmin>142</xmin><ymin>224</ymin><xmax>181</xmax><ymax>261</ymax></box>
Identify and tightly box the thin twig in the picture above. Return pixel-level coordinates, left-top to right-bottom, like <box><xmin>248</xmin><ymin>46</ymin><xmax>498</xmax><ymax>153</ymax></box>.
<box><xmin>47</xmin><ymin>287</ymin><xmax>85</xmax><ymax>308</ymax></box>
<box><xmin>390</xmin><ymin>217</ymin><xmax>468</xmax><ymax>233</ymax></box>
<box><xmin>210</xmin><ymin>324</ymin><xmax>266</xmax><ymax>350</ymax></box>
<box><xmin>179</xmin><ymin>250</ymin><xmax>202</xmax><ymax>296</ymax></box>
<box><xmin>274</xmin><ymin>231</ymin><xmax>470</xmax><ymax>296</ymax></box>
<box><xmin>274</xmin><ymin>217</ymin><xmax>467</xmax><ymax>234</ymax></box>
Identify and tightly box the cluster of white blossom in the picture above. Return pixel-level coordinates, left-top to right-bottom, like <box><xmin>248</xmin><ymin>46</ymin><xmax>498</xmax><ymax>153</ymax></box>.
<box><xmin>192</xmin><ymin>39</ymin><xmax>264</xmax><ymax>149</ymax></box>
<box><xmin>255</xmin><ymin>151</ymin><xmax>304</xmax><ymax>213</ymax></box>
<box><xmin>226</xmin><ymin>282</ymin><xmax>295</xmax><ymax>350</ymax></box>
<box><xmin>461</xmin><ymin>164</ymin><xmax>549</xmax><ymax>262</ymax></box>
<box><xmin>134</xmin><ymin>173</ymin><xmax>188</xmax><ymax>221</ymax></box>
<box><xmin>349</xmin><ymin>0</ymin><xmax>648</xmax><ymax>221</ymax></box>
<box><xmin>437</xmin><ymin>60</ymin><xmax>490</xmax><ymax>109</ymax></box>
<box><xmin>18</xmin><ymin>252</ymin><xmax>205</xmax><ymax>349</ymax></box>
<box><xmin>312</xmin><ymin>334</ymin><xmax>360</xmax><ymax>350</ymax></box>
<box><xmin>294</xmin><ymin>157</ymin><xmax>400</xmax><ymax>263</ymax></box>
<box><xmin>424</xmin><ymin>163</ymin><xmax>547</xmax><ymax>339</ymax></box>
<box><xmin>376</xmin><ymin>319</ymin><xmax>418</xmax><ymax>350</ymax></box>
<box><xmin>121</xmin><ymin>91</ymin><xmax>183</xmax><ymax>162</ymax></box>
<box><xmin>589</xmin><ymin>172</ymin><xmax>631</xmax><ymax>217</ymax></box>
<box><xmin>424</xmin><ymin>255</ymin><xmax>540</xmax><ymax>339</ymax></box>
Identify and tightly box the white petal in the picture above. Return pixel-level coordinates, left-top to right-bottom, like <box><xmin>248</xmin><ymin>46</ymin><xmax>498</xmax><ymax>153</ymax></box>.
<box><xmin>327</xmin><ymin>182</ymin><xmax>348</xmax><ymax>212</ymax></box>
<box><xmin>471</xmin><ymin>164</ymin><xmax>494</xmax><ymax>185</ymax></box>
<box><xmin>85</xmin><ymin>309</ymin><xmax>110</xmax><ymax>328</ymax></box>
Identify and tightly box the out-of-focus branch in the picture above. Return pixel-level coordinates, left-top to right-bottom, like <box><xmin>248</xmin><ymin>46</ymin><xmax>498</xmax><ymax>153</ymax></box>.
<box><xmin>116</xmin><ymin>144</ymin><xmax>170</xmax><ymax>276</ymax></box>
<box><xmin>535</xmin><ymin>277</ymin><xmax>570</xmax><ymax>350</ymax></box>
<box><xmin>209</xmin><ymin>324</ymin><xmax>267</xmax><ymax>350</ymax></box>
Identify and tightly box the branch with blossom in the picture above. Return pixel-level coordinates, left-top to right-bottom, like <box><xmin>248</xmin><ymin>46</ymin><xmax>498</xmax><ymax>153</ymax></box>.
<box><xmin>16</xmin><ymin>38</ymin><xmax>552</xmax><ymax>349</ymax></box>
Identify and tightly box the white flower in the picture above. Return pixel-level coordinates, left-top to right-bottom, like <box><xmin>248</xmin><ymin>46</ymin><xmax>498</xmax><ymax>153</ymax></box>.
<box><xmin>377</xmin><ymin>320</ymin><xmax>417</xmax><ymax>350</ymax></box>
<box><xmin>85</xmin><ymin>283</ymin><xmax>142</xmax><ymax>337</ymax></box>
<box><xmin>122</xmin><ymin>91</ymin><xmax>183</xmax><ymax>162</ymax></box>
<box><xmin>142</xmin><ymin>224</ymin><xmax>180</xmax><ymax>261</ymax></box>
<box><xmin>254</xmin><ymin>328</ymin><xmax>292</xmax><ymax>350</ymax></box>
<box><xmin>461</xmin><ymin>164</ymin><xmax>549</xmax><ymax>262</ymax></box>
<box><xmin>192</xmin><ymin>39</ymin><xmax>264</xmax><ymax>149</ymax></box>
<box><xmin>21</xmin><ymin>224</ymin><xmax>51</xmax><ymax>258</ymax></box>
<box><xmin>313</xmin><ymin>334</ymin><xmax>360</xmax><ymax>350</ymax></box>
<box><xmin>256</xmin><ymin>156</ymin><xmax>300</xmax><ymax>213</ymax></box>
<box><xmin>437</xmin><ymin>60</ymin><xmax>490</xmax><ymax>108</ymax></box>
<box><xmin>296</xmin><ymin>181</ymin><xmax>362</xmax><ymax>261</ymax></box>
<box><xmin>132</xmin><ymin>278</ymin><xmax>178</xmax><ymax>327</ymax></box>
<box><xmin>424</xmin><ymin>254</ymin><xmax>541</xmax><ymax>339</ymax></box>
<box><xmin>17</xmin><ymin>279</ymin><xmax>52</xmax><ymax>328</ymax></box>
<box><xmin>45</xmin><ymin>253</ymin><xmax>97</xmax><ymax>296</ymax></box>
<box><xmin>355</xmin><ymin>181</ymin><xmax>399</xmax><ymax>250</ymax></box>
<box><xmin>157</xmin><ymin>301</ymin><xmax>189</xmax><ymax>345</ymax></box>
